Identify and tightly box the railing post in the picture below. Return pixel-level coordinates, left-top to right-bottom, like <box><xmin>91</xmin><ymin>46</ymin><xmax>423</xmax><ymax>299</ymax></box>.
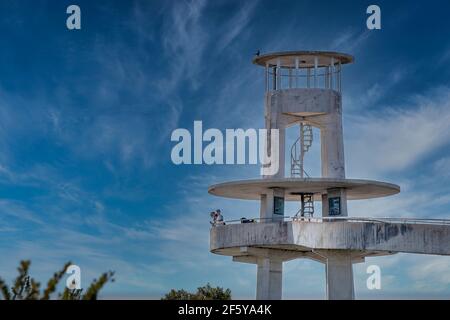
<box><xmin>265</xmin><ymin>62</ymin><xmax>269</xmax><ymax>92</ymax></box>
<box><xmin>314</xmin><ymin>56</ymin><xmax>318</xmax><ymax>88</ymax></box>
<box><xmin>307</xmin><ymin>68</ymin><xmax>310</xmax><ymax>88</ymax></box>
<box><xmin>295</xmin><ymin>57</ymin><xmax>299</xmax><ymax>88</ymax></box>
<box><xmin>338</xmin><ymin>61</ymin><xmax>342</xmax><ymax>93</ymax></box>
<box><xmin>330</xmin><ymin>57</ymin><xmax>334</xmax><ymax>90</ymax></box>
<box><xmin>288</xmin><ymin>68</ymin><xmax>292</xmax><ymax>88</ymax></box>
<box><xmin>276</xmin><ymin>58</ymin><xmax>281</xmax><ymax>90</ymax></box>
<box><xmin>272</xmin><ymin>67</ymin><xmax>277</xmax><ymax>90</ymax></box>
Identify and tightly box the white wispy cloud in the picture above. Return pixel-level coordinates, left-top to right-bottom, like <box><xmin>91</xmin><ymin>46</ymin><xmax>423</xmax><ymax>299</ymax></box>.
<box><xmin>216</xmin><ymin>0</ymin><xmax>259</xmax><ymax>52</ymax></box>
<box><xmin>346</xmin><ymin>86</ymin><xmax>450</xmax><ymax>177</ymax></box>
<box><xmin>160</xmin><ymin>0</ymin><xmax>208</xmax><ymax>91</ymax></box>
<box><xmin>330</xmin><ymin>29</ymin><xmax>371</xmax><ymax>52</ymax></box>
<box><xmin>407</xmin><ymin>255</ymin><xmax>450</xmax><ymax>291</ymax></box>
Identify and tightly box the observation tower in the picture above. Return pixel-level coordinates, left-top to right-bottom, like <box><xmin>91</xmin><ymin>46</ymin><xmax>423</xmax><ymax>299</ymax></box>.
<box><xmin>209</xmin><ymin>51</ymin><xmax>450</xmax><ymax>300</ymax></box>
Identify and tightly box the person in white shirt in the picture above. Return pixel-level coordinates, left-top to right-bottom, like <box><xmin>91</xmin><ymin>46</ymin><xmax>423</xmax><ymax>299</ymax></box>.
<box><xmin>215</xmin><ymin>209</ymin><xmax>224</xmax><ymax>225</ymax></box>
<box><xmin>210</xmin><ymin>211</ymin><xmax>217</xmax><ymax>226</ymax></box>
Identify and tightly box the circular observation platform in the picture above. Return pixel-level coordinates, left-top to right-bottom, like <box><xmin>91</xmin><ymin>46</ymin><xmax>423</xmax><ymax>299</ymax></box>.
<box><xmin>208</xmin><ymin>178</ymin><xmax>400</xmax><ymax>201</ymax></box>
<box><xmin>210</xmin><ymin>219</ymin><xmax>450</xmax><ymax>258</ymax></box>
<box><xmin>253</xmin><ymin>51</ymin><xmax>354</xmax><ymax>68</ymax></box>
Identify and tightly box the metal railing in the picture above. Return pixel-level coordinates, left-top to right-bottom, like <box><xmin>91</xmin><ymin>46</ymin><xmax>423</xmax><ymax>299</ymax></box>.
<box><xmin>265</xmin><ymin>63</ymin><xmax>342</xmax><ymax>92</ymax></box>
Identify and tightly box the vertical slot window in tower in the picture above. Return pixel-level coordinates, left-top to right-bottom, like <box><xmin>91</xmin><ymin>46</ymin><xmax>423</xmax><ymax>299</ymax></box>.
<box><xmin>328</xmin><ymin>197</ymin><xmax>341</xmax><ymax>216</ymax></box>
<box><xmin>273</xmin><ymin>196</ymin><xmax>285</xmax><ymax>215</ymax></box>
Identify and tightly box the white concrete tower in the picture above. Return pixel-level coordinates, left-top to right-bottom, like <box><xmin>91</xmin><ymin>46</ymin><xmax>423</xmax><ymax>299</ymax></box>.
<box><xmin>259</xmin><ymin>52</ymin><xmax>352</xmax><ymax>299</ymax></box>
<box><xmin>209</xmin><ymin>51</ymin><xmax>450</xmax><ymax>300</ymax></box>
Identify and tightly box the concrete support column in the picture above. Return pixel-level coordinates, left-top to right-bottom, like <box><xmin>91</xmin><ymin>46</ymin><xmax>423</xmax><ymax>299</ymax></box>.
<box><xmin>261</xmin><ymin>125</ymin><xmax>284</xmax><ymax>179</ymax></box>
<box><xmin>259</xmin><ymin>189</ymin><xmax>285</xmax><ymax>223</ymax></box>
<box><xmin>260</xmin><ymin>128</ymin><xmax>283</xmax><ymax>178</ymax></box>
<box><xmin>259</xmin><ymin>194</ymin><xmax>268</xmax><ymax>220</ymax></box>
<box><xmin>321</xmin><ymin>194</ymin><xmax>329</xmax><ymax>217</ymax></box>
<box><xmin>322</xmin><ymin>188</ymin><xmax>348</xmax><ymax>217</ymax></box>
<box><xmin>264</xmin><ymin>92</ymin><xmax>286</xmax><ymax>179</ymax></box>
<box><xmin>320</xmin><ymin>109</ymin><xmax>345</xmax><ymax>179</ymax></box>
<box><xmin>317</xmin><ymin>250</ymin><xmax>354</xmax><ymax>300</ymax></box>
<box><xmin>263</xmin><ymin>193</ymin><xmax>273</xmax><ymax>223</ymax></box>
<box><xmin>274</xmin><ymin>127</ymin><xmax>285</xmax><ymax>179</ymax></box>
<box><xmin>256</xmin><ymin>258</ymin><xmax>282</xmax><ymax>300</ymax></box>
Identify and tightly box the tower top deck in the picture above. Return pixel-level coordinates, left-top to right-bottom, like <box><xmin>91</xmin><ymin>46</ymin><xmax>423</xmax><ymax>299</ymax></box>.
<box><xmin>253</xmin><ymin>51</ymin><xmax>354</xmax><ymax>69</ymax></box>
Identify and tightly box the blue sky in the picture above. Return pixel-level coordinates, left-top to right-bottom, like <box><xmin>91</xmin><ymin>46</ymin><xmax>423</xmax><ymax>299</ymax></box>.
<box><xmin>1</xmin><ymin>0</ymin><xmax>450</xmax><ymax>299</ymax></box>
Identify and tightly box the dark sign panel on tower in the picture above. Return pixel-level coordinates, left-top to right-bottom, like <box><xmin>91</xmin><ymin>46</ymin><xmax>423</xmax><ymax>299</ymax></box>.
<box><xmin>328</xmin><ymin>197</ymin><xmax>341</xmax><ymax>216</ymax></box>
<box><xmin>274</xmin><ymin>196</ymin><xmax>285</xmax><ymax>215</ymax></box>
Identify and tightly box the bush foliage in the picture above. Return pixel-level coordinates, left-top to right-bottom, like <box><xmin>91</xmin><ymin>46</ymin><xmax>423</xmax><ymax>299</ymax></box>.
<box><xmin>0</xmin><ymin>260</ymin><xmax>114</xmax><ymax>300</ymax></box>
<box><xmin>162</xmin><ymin>283</ymin><xmax>231</xmax><ymax>300</ymax></box>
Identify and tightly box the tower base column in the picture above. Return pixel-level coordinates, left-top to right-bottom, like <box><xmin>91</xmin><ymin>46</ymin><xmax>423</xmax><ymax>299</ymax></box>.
<box><xmin>256</xmin><ymin>258</ymin><xmax>282</xmax><ymax>300</ymax></box>
<box><xmin>317</xmin><ymin>250</ymin><xmax>355</xmax><ymax>300</ymax></box>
